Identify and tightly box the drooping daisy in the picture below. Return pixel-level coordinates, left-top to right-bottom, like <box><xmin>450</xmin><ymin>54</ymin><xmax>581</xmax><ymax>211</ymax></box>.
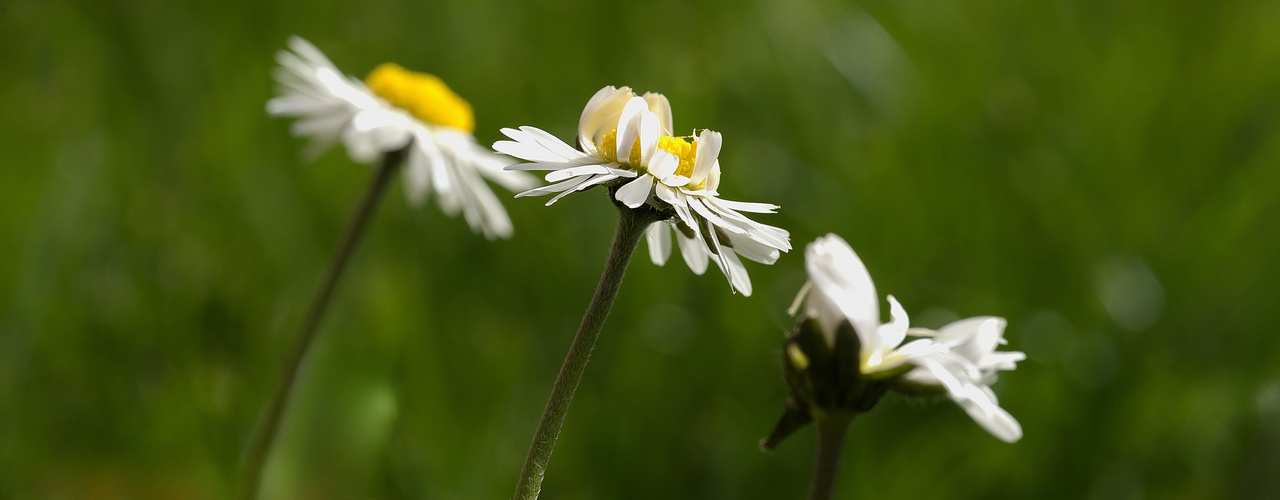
<box><xmin>493</xmin><ymin>86</ymin><xmax>790</xmax><ymax>295</ymax></box>
<box><xmin>793</xmin><ymin>233</ymin><xmax>1023</xmax><ymax>442</ymax></box>
<box><xmin>267</xmin><ymin>36</ymin><xmax>537</xmax><ymax>239</ymax></box>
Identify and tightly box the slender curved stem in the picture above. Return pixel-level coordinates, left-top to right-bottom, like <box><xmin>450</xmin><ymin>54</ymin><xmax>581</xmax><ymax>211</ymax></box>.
<box><xmin>240</xmin><ymin>147</ymin><xmax>406</xmax><ymax>500</ymax></box>
<box><xmin>512</xmin><ymin>206</ymin><xmax>658</xmax><ymax>500</ymax></box>
<box><xmin>808</xmin><ymin>411</ymin><xmax>855</xmax><ymax>500</ymax></box>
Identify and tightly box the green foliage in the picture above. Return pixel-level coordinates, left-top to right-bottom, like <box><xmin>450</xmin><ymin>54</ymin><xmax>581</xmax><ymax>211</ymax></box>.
<box><xmin>2</xmin><ymin>0</ymin><xmax>1279</xmax><ymax>497</ymax></box>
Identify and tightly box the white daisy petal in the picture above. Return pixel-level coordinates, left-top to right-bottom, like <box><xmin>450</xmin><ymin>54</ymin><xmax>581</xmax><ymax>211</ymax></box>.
<box><xmin>706</xmin><ymin>223</ymin><xmax>752</xmax><ymax>296</ymax></box>
<box><xmin>646</xmin><ymin>222</ymin><xmax>672</xmax><ymax>266</ymax></box>
<box><xmin>578</xmin><ymin>86</ymin><xmax>635</xmax><ymax>155</ymax></box>
<box><xmin>690</xmin><ymin>130</ymin><xmax>722</xmax><ymax>186</ymax></box>
<box><xmin>288</xmin><ymin>111</ymin><xmax>349</xmax><ymax>138</ymax></box>
<box><xmin>520</xmin><ymin>126</ymin><xmax>592</xmax><ymax>160</ymax></box>
<box><xmin>748</xmin><ymin>223</ymin><xmax>793</xmax><ymax>252</ymax></box>
<box><xmin>953</xmin><ymin>384</ymin><xmax>1023</xmax><ymax>443</ymax></box>
<box><xmin>687</xmin><ymin>197</ymin><xmax>747</xmax><ymax>235</ymax></box>
<box><xmin>491</xmin><ymin>140</ymin><xmax>563</xmax><ymax>164</ymax></box>
<box><xmin>675</xmin><ymin>187</ymin><xmax>718</xmax><ymax>197</ymax></box>
<box><xmin>466</xmin><ymin>143</ymin><xmax>541</xmax><ymax>192</ymax></box>
<box><xmin>938</xmin><ymin>317</ymin><xmax>1005</xmax><ymax>357</ymax></box>
<box><xmin>704</xmin><ymin>159</ymin><xmax>722</xmax><ymax>192</ymax></box>
<box><xmin>567</xmin><ymin>173</ymin><xmax>620</xmax><ymax>194</ymax></box>
<box><xmin>725</xmin><ymin>230</ymin><xmax>781</xmax><ymax>264</ymax></box>
<box><xmin>639</xmin><ymin>111</ymin><xmax>660</xmax><ymax>165</ymax></box>
<box><xmin>447</xmin><ymin>146</ymin><xmax>514</xmax><ymax>239</ymax></box>
<box><xmin>545</xmin><ymin>175</ymin><xmax>613</xmax><ymax>206</ymax></box>
<box><xmin>286</xmin><ymin>36</ymin><xmax>330</xmax><ymax>69</ymax></box>
<box><xmin>499</xmin><ymin>159</ymin><xmax>599</xmax><ymax>172</ymax></box>
<box><xmin>918</xmin><ymin>357</ymin><xmax>966</xmax><ymax>394</ymax></box>
<box><xmin>615</xmin><ymin>175</ymin><xmax>655</xmax><ymax>209</ymax></box>
<box><xmin>666</xmin><ymin>190</ymin><xmax>697</xmax><ymax>229</ymax></box>
<box><xmin>423</xmin><ymin>138</ymin><xmax>459</xmax><ymax>215</ymax></box>
<box><xmin>710</xmin><ymin>198</ymin><xmax>779</xmax><ymax>214</ymax></box>
<box><xmin>516</xmin><ymin>175</ymin><xmax>594</xmax><ymax>198</ymax></box>
<box><xmin>545</xmin><ymin>165</ymin><xmax>617</xmax><ymax>182</ymax></box>
<box><xmin>879</xmin><ymin>294</ymin><xmax>910</xmax><ymax>348</ymax></box>
<box><xmin>676</xmin><ymin>228</ymin><xmax>710</xmax><ymax>275</ymax></box>
<box><xmin>648</xmin><ymin>150</ymin><xmax>679</xmax><ymax>179</ymax></box>
<box><xmin>401</xmin><ymin>144</ymin><xmax>432</xmax><ymax>206</ymax></box>
<box><xmin>703</xmin><ymin>202</ymin><xmax>790</xmax><ymax>249</ymax></box>
<box><xmin>660</xmin><ymin>174</ymin><xmax>692</xmax><ymax>187</ymax></box>
<box><xmin>983</xmin><ymin>351</ymin><xmax>1027</xmax><ymax>372</ymax></box>
<box><xmin>266</xmin><ymin>95</ymin><xmax>329</xmax><ymax>116</ymax></box>
<box><xmin>342</xmin><ymin>130</ymin><xmax>380</xmax><ymax>163</ymax></box>
<box><xmin>804</xmin><ymin>234</ymin><xmax>880</xmax><ymax>349</ymax></box>
<box><xmin>653</xmin><ymin>182</ymin><xmax>681</xmax><ymax>208</ymax></box>
<box><xmin>894</xmin><ymin>338</ymin><xmax>947</xmax><ymax>359</ymax></box>
<box><xmin>722</xmin><ymin>250</ymin><xmax>752</xmax><ymax>296</ymax></box>
<box><xmin>615</xmin><ymin>97</ymin><xmax>649</xmax><ymax>164</ymax></box>
<box><xmin>495</xmin><ymin>127</ymin><xmax>589</xmax><ymax>163</ymax></box>
<box><xmin>642</xmin><ymin>92</ymin><xmax>673</xmax><ymax>135</ymax></box>
<box><xmin>350</xmin><ymin>108</ymin><xmax>413</xmax><ymax>150</ymax></box>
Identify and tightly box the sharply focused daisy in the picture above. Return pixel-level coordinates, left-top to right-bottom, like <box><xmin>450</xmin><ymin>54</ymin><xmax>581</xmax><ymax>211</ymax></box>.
<box><xmin>498</xmin><ymin>86</ymin><xmax>793</xmax><ymax>500</ymax></box>
<box><xmin>267</xmin><ymin>36</ymin><xmax>537</xmax><ymax>239</ymax></box>
<box><xmin>493</xmin><ymin>86</ymin><xmax>790</xmax><ymax>295</ymax></box>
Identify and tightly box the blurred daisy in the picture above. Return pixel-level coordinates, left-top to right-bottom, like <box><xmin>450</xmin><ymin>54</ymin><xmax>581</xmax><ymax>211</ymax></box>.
<box><xmin>796</xmin><ymin>233</ymin><xmax>944</xmax><ymax>376</ymax></box>
<box><xmin>267</xmin><ymin>36</ymin><xmax>537</xmax><ymax>239</ymax></box>
<box><xmin>794</xmin><ymin>233</ymin><xmax>1023</xmax><ymax>441</ymax></box>
<box><xmin>899</xmin><ymin>317</ymin><xmax>1025</xmax><ymax>442</ymax></box>
<box><xmin>494</xmin><ymin>86</ymin><xmax>790</xmax><ymax>295</ymax></box>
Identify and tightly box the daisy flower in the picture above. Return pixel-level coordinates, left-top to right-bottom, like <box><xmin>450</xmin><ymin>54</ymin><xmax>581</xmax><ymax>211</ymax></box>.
<box><xmin>267</xmin><ymin>36</ymin><xmax>537</xmax><ymax>239</ymax></box>
<box><xmin>493</xmin><ymin>86</ymin><xmax>790</xmax><ymax>295</ymax></box>
<box><xmin>794</xmin><ymin>233</ymin><xmax>1023</xmax><ymax>441</ymax></box>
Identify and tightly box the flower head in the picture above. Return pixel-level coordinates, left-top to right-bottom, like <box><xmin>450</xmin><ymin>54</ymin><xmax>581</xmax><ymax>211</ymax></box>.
<box><xmin>267</xmin><ymin>36</ymin><xmax>538</xmax><ymax>239</ymax></box>
<box><xmin>494</xmin><ymin>86</ymin><xmax>790</xmax><ymax>295</ymax></box>
<box><xmin>783</xmin><ymin>234</ymin><xmax>1024</xmax><ymax>442</ymax></box>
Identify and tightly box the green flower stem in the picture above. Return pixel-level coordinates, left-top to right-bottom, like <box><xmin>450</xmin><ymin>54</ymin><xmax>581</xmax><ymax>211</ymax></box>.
<box><xmin>240</xmin><ymin>146</ymin><xmax>407</xmax><ymax>500</ymax></box>
<box><xmin>809</xmin><ymin>411</ymin><xmax>856</xmax><ymax>500</ymax></box>
<box><xmin>512</xmin><ymin>203</ymin><xmax>663</xmax><ymax>500</ymax></box>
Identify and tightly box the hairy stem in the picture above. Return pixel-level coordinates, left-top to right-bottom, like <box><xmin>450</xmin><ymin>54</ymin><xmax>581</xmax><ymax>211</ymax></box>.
<box><xmin>512</xmin><ymin>205</ymin><xmax>660</xmax><ymax>500</ymax></box>
<box><xmin>240</xmin><ymin>146</ymin><xmax>406</xmax><ymax>500</ymax></box>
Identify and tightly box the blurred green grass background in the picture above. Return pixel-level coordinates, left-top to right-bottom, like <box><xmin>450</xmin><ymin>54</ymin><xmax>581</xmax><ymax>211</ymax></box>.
<box><xmin>3</xmin><ymin>0</ymin><xmax>1280</xmax><ymax>498</ymax></box>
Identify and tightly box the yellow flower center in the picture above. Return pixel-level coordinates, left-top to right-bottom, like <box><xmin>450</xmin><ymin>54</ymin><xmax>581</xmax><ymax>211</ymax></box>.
<box><xmin>599</xmin><ymin>129</ymin><xmax>698</xmax><ymax>177</ymax></box>
<box><xmin>364</xmin><ymin>63</ymin><xmax>475</xmax><ymax>133</ymax></box>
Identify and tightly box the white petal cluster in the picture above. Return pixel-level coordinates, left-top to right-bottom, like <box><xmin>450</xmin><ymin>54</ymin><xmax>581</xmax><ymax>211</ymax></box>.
<box><xmin>901</xmin><ymin>317</ymin><xmax>1026</xmax><ymax>442</ymax></box>
<box><xmin>798</xmin><ymin>234</ymin><xmax>1024</xmax><ymax>442</ymax></box>
<box><xmin>267</xmin><ymin>36</ymin><xmax>538</xmax><ymax>239</ymax></box>
<box><xmin>494</xmin><ymin>86</ymin><xmax>790</xmax><ymax>295</ymax></box>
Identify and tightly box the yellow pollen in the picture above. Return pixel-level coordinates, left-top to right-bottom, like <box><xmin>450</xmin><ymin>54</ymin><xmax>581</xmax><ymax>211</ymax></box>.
<box><xmin>787</xmin><ymin>343</ymin><xmax>810</xmax><ymax>371</ymax></box>
<box><xmin>364</xmin><ymin>63</ymin><xmax>475</xmax><ymax>132</ymax></box>
<box><xmin>599</xmin><ymin>129</ymin><xmax>698</xmax><ymax>177</ymax></box>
